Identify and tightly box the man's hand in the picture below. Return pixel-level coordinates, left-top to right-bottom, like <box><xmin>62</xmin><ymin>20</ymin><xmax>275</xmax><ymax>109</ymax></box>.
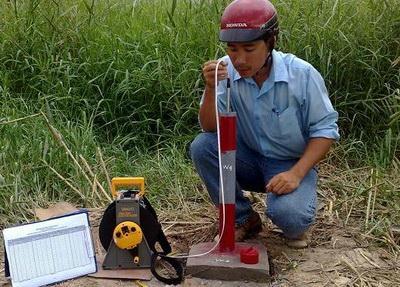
<box><xmin>265</xmin><ymin>170</ymin><xmax>302</xmax><ymax>195</ymax></box>
<box><xmin>265</xmin><ymin>138</ymin><xmax>334</xmax><ymax>195</ymax></box>
<box><xmin>199</xmin><ymin>60</ymin><xmax>228</xmax><ymax>131</ymax></box>
<box><xmin>202</xmin><ymin>60</ymin><xmax>228</xmax><ymax>89</ymax></box>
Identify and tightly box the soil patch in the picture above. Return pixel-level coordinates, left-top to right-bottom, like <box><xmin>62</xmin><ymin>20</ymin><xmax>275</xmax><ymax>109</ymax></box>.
<box><xmin>1</xmin><ymin>196</ymin><xmax>399</xmax><ymax>287</ymax></box>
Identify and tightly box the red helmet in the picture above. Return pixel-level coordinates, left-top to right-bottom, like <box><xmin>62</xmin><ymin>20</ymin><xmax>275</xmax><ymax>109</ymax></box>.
<box><xmin>219</xmin><ymin>0</ymin><xmax>279</xmax><ymax>42</ymax></box>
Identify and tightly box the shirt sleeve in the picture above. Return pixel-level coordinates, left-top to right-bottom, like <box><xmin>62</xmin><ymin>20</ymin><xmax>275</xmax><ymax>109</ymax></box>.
<box><xmin>305</xmin><ymin>67</ymin><xmax>340</xmax><ymax>140</ymax></box>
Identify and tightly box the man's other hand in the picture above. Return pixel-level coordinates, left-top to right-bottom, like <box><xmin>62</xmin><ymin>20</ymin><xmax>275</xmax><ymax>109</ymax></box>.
<box><xmin>265</xmin><ymin>171</ymin><xmax>302</xmax><ymax>195</ymax></box>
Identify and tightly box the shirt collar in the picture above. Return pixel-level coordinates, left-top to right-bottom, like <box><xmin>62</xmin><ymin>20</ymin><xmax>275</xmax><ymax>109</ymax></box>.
<box><xmin>232</xmin><ymin>49</ymin><xmax>288</xmax><ymax>83</ymax></box>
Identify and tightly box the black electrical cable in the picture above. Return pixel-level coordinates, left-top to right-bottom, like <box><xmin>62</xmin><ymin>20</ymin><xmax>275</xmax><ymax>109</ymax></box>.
<box><xmin>150</xmin><ymin>252</ymin><xmax>184</xmax><ymax>285</ymax></box>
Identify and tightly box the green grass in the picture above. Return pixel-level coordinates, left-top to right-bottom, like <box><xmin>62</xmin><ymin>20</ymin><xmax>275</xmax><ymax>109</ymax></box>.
<box><xmin>0</xmin><ymin>101</ymin><xmax>204</xmax><ymax>226</ymax></box>
<box><xmin>1</xmin><ymin>0</ymin><xmax>226</xmax><ymax>147</ymax></box>
<box><xmin>0</xmin><ymin>0</ymin><xmax>399</xmax><ymax>248</ymax></box>
<box><xmin>1</xmin><ymin>0</ymin><xmax>398</xmax><ymax>145</ymax></box>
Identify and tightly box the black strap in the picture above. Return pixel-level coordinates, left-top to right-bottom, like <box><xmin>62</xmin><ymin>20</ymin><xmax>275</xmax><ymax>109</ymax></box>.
<box><xmin>156</xmin><ymin>226</ymin><xmax>172</xmax><ymax>254</ymax></box>
<box><xmin>141</xmin><ymin>197</ymin><xmax>184</xmax><ymax>284</ymax></box>
<box><xmin>150</xmin><ymin>252</ymin><xmax>184</xmax><ymax>285</ymax></box>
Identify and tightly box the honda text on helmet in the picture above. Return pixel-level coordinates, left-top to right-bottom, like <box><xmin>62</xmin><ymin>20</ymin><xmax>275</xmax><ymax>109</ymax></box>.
<box><xmin>219</xmin><ymin>0</ymin><xmax>279</xmax><ymax>43</ymax></box>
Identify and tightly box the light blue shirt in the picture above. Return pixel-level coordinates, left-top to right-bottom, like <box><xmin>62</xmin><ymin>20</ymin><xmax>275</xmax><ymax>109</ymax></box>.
<box><xmin>203</xmin><ymin>49</ymin><xmax>339</xmax><ymax>160</ymax></box>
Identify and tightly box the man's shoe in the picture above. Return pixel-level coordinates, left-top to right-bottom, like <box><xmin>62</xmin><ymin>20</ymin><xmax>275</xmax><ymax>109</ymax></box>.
<box><xmin>214</xmin><ymin>211</ymin><xmax>262</xmax><ymax>242</ymax></box>
<box><xmin>286</xmin><ymin>232</ymin><xmax>309</xmax><ymax>249</ymax></box>
<box><xmin>234</xmin><ymin>211</ymin><xmax>263</xmax><ymax>242</ymax></box>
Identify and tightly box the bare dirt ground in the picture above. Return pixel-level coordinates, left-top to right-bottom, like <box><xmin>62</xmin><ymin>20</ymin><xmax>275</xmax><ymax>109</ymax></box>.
<box><xmin>1</xmin><ymin>194</ymin><xmax>399</xmax><ymax>287</ymax></box>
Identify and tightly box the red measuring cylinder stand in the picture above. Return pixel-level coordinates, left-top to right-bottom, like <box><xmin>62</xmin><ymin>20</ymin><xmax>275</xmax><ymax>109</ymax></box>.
<box><xmin>218</xmin><ymin>112</ymin><xmax>237</xmax><ymax>252</ymax></box>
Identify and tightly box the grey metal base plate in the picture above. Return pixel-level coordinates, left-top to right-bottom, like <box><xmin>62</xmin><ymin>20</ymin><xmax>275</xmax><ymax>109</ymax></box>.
<box><xmin>186</xmin><ymin>242</ymin><xmax>270</xmax><ymax>283</ymax></box>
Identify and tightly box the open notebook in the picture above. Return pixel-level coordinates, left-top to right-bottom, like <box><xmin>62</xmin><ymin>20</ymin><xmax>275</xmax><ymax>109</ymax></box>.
<box><xmin>2</xmin><ymin>211</ymin><xmax>97</xmax><ymax>287</ymax></box>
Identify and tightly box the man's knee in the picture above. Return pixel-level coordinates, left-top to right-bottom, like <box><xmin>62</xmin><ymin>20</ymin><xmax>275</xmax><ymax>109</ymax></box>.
<box><xmin>266</xmin><ymin>197</ymin><xmax>315</xmax><ymax>237</ymax></box>
<box><xmin>190</xmin><ymin>132</ymin><xmax>217</xmax><ymax>162</ymax></box>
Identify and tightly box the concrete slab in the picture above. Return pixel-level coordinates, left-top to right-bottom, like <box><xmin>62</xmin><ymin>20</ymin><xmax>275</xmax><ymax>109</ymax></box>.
<box><xmin>186</xmin><ymin>242</ymin><xmax>270</xmax><ymax>283</ymax></box>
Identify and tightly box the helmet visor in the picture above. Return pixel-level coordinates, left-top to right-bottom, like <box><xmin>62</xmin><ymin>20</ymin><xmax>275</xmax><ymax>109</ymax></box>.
<box><xmin>219</xmin><ymin>29</ymin><xmax>266</xmax><ymax>42</ymax></box>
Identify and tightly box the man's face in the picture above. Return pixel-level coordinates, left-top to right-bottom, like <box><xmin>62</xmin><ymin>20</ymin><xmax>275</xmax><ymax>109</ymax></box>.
<box><xmin>226</xmin><ymin>40</ymin><xmax>269</xmax><ymax>78</ymax></box>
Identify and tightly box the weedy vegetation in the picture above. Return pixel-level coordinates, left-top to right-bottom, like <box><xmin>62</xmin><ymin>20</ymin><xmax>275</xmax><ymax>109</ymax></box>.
<box><xmin>0</xmin><ymin>0</ymin><xmax>399</xmax><ymax>258</ymax></box>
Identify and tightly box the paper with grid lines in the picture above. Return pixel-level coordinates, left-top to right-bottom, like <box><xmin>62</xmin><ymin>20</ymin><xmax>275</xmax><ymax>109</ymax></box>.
<box><xmin>3</xmin><ymin>212</ymin><xmax>96</xmax><ymax>287</ymax></box>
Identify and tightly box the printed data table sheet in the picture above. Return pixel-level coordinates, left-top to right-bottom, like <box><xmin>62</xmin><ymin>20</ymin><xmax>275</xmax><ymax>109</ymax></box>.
<box><xmin>3</xmin><ymin>212</ymin><xmax>96</xmax><ymax>287</ymax></box>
